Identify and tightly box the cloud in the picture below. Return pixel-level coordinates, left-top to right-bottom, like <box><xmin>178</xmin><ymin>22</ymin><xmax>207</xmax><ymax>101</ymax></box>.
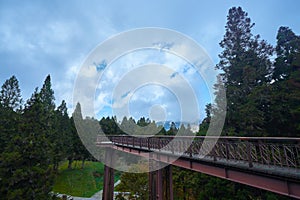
<box><xmin>88</xmin><ymin>47</ymin><xmax>209</xmax><ymax>123</ymax></box>
<box><xmin>1</xmin><ymin>0</ymin><xmax>244</xmax><ymax>122</ymax></box>
<box><xmin>121</xmin><ymin>91</ymin><xmax>131</xmax><ymax>99</ymax></box>
<box><xmin>0</xmin><ymin>1</ymin><xmax>117</xmax><ymax>105</ymax></box>
<box><xmin>95</xmin><ymin>60</ymin><xmax>107</xmax><ymax>72</ymax></box>
<box><xmin>170</xmin><ymin>72</ymin><xmax>178</xmax><ymax>78</ymax></box>
<box><xmin>61</xmin><ymin>30</ymin><xmax>215</xmax><ymax>122</ymax></box>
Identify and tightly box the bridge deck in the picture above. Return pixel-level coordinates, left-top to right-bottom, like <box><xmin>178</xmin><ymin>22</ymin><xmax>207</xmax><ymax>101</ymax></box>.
<box><xmin>97</xmin><ymin>135</ymin><xmax>300</xmax><ymax>199</ymax></box>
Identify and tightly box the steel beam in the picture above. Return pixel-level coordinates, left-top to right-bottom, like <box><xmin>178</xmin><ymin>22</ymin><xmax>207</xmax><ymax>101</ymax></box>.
<box><xmin>111</xmin><ymin>145</ymin><xmax>300</xmax><ymax>199</ymax></box>
<box><xmin>149</xmin><ymin>164</ymin><xmax>174</xmax><ymax>200</ymax></box>
<box><xmin>102</xmin><ymin>148</ymin><xmax>115</xmax><ymax>200</ymax></box>
<box><xmin>149</xmin><ymin>170</ymin><xmax>156</xmax><ymax>200</ymax></box>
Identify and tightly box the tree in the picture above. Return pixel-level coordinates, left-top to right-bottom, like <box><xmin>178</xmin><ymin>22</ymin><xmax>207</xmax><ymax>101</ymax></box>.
<box><xmin>0</xmin><ymin>75</ymin><xmax>22</xmax><ymax>110</ymax></box>
<box><xmin>0</xmin><ymin>88</ymin><xmax>54</xmax><ymax>199</ymax></box>
<box><xmin>273</xmin><ymin>26</ymin><xmax>300</xmax><ymax>81</ymax></box>
<box><xmin>288</xmin><ymin>52</ymin><xmax>300</xmax><ymax>135</ymax></box>
<box><xmin>266</xmin><ymin>27</ymin><xmax>300</xmax><ymax>136</ymax></box>
<box><xmin>40</xmin><ymin>74</ymin><xmax>55</xmax><ymax>112</ymax></box>
<box><xmin>57</xmin><ymin>100</ymin><xmax>68</xmax><ymax>116</ymax></box>
<box><xmin>137</xmin><ymin>117</ymin><xmax>149</xmax><ymax>127</ymax></box>
<box><xmin>0</xmin><ymin>76</ymin><xmax>22</xmax><ymax>152</ymax></box>
<box><xmin>167</xmin><ymin>122</ymin><xmax>177</xmax><ymax>135</ymax></box>
<box><xmin>216</xmin><ymin>6</ymin><xmax>273</xmax><ymax>135</ymax></box>
<box><xmin>52</xmin><ymin>100</ymin><xmax>70</xmax><ymax>171</ymax></box>
<box><xmin>120</xmin><ymin>116</ymin><xmax>136</xmax><ymax>135</ymax></box>
<box><xmin>71</xmin><ymin>102</ymin><xmax>94</xmax><ymax>169</ymax></box>
<box><xmin>99</xmin><ymin>116</ymin><xmax>124</xmax><ymax>135</ymax></box>
<box><xmin>115</xmin><ymin>163</ymin><xmax>149</xmax><ymax>200</ymax></box>
<box><xmin>157</xmin><ymin>125</ymin><xmax>167</xmax><ymax>135</ymax></box>
<box><xmin>66</xmin><ymin>116</ymin><xmax>79</xmax><ymax>169</ymax></box>
<box><xmin>204</xmin><ymin>103</ymin><xmax>212</xmax><ymax>123</ymax></box>
<box><xmin>265</xmin><ymin>27</ymin><xmax>300</xmax><ymax>136</ymax></box>
<box><xmin>198</xmin><ymin>103</ymin><xmax>212</xmax><ymax>136</ymax></box>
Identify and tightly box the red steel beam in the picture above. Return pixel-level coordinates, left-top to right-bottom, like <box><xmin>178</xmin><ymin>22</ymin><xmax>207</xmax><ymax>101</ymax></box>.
<box><xmin>149</xmin><ymin>170</ymin><xmax>155</xmax><ymax>200</ymax></box>
<box><xmin>102</xmin><ymin>165</ymin><xmax>114</xmax><ymax>200</ymax></box>
<box><xmin>112</xmin><ymin>145</ymin><xmax>300</xmax><ymax>199</ymax></box>
<box><xmin>157</xmin><ymin>168</ymin><xmax>163</xmax><ymax>200</ymax></box>
<box><xmin>102</xmin><ymin>147</ymin><xmax>115</xmax><ymax>200</ymax></box>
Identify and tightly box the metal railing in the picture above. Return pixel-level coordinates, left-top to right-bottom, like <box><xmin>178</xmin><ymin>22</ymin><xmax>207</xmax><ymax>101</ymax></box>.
<box><xmin>97</xmin><ymin>135</ymin><xmax>300</xmax><ymax>170</ymax></box>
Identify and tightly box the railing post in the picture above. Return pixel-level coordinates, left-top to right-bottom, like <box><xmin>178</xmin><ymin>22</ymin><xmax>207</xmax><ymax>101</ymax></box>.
<box><xmin>297</xmin><ymin>141</ymin><xmax>300</xmax><ymax>168</ymax></box>
<box><xmin>148</xmin><ymin>138</ymin><xmax>151</xmax><ymax>150</ymax></box>
<box><xmin>225</xmin><ymin>139</ymin><xmax>229</xmax><ymax>160</ymax></box>
<box><xmin>158</xmin><ymin>137</ymin><xmax>161</xmax><ymax>151</ymax></box>
<box><xmin>188</xmin><ymin>139</ymin><xmax>193</xmax><ymax>158</ymax></box>
<box><xmin>246</xmin><ymin>140</ymin><xmax>253</xmax><ymax>168</ymax></box>
<box><xmin>132</xmin><ymin>136</ymin><xmax>135</xmax><ymax>147</ymax></box>
<box><xmin>171</xmin><ymin>140</ymin><xmax>174</xmax><ymax>154</ymax></box>
<box><xmin>213</xmin><ymin>142</ymin><xmax>217</xmax><ymax>162</ymax></box>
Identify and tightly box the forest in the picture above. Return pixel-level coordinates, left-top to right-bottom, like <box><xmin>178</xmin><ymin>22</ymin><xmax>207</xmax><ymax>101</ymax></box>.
<box><xmin>0</xmin><ymin>6</ymin><xmax>299</xmax><ymax>200</ymax></box>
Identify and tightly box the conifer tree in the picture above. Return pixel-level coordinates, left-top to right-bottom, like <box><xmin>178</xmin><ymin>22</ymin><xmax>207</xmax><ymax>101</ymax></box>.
<box><xmin>0</xmin><ymin>75</ymin><xmax>22</xmax><ymax>110</ymax></box>
<box><xmin>216</xmin><ymin>7</ymin><xmax>273</xmax><ymax>135</ymax></box>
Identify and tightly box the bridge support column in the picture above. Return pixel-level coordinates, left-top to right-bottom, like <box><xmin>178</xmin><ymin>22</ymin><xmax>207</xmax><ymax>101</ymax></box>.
<box><xmin>166</xmin><ymin>165</ymin><xmax>173</xmax><ymax>200</ymax></box>
<box><xmin>102</xmin><ymin>148</ymin><xmax>115</xmax><ymax>200</ymax></box>
<box><xmin>149</xmin><ymin>168</ymin><xmax>157</xmax><ymax>200</ymax></box>
<box><xmin>149</xmin><ymin>164</ymin><xmax>173</xmax><ymax>200</ymax></box>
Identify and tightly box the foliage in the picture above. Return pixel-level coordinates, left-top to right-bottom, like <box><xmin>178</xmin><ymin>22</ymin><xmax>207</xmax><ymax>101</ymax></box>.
<box><xmin>0</xmin><ymin>5</ymin><xmax>299</xmax><ymax>200</ymax></box>
<box><xmin>215</xmin><ymin>6</ymin><xmax>273</xmax><ymax>136</ymax></box>
<box><xmin>0</xmin><ymin>75</ymin><xmax>22</xmax><ymax>110</ymax></box>
<box><xmin>0</xmin><ymin>78</ymin><xmax>54</xmax><ymax>199</ymax></box>
<box><xmin>115</xmin><ymin>163</ymin><xmax>149</xmax><ymax>200</ymax></box>
<box><xmin>0</xmin><ymin>75</ymin><xmax>94</xmax><ymax>199</ymax></box>
<box><xmin>52</xmin><ymin>161</ymin><xmax>105</xmax><ymax>197</ymax></box>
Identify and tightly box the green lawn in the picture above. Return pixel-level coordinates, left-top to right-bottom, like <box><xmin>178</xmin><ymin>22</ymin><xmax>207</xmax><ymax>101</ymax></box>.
<box><xmin>53</xmin><ymin>161</ymin><xmax>120</xmax><ymax>198</ymax></box>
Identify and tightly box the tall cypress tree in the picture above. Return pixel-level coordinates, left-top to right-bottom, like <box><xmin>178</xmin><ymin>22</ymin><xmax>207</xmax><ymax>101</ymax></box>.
<box><xmin>0</xmin><ymin>77</ymin><xmax>23</xmax><ymax>198</ymax></box>
<box><xmin>0</xmin><ymin>75</ymin><xmax>22</xmax><ymax>110</ymax></box>
<box><xmin>273</xmin><ymin>27</ymin><xmax>300</xmax><ymax>81</ymax></box>
<box><xmin>0</xmin><ymin>76</ymin><xmax>22</xmax><ymax>152</ymax></box>
<box><xmin>52</xmin><ymin>100</ymin><xmax>70</xmax><ymax>171</ymax></box>
<box><xmin>0</xmin><ymin>88</ymin><xmax>54</xmax><ymax>199</ymax></box>
<box><xmin>267</xmin><ymin>27</ymin><xmax>300</xmax><ymax>136</ymax></box>
<box><xmin>216</xmin><ymin>7</ymin><xmax>273</xmax><ymax>135</ymax></box>
<box><xmin>40</xmin><ymin>75</ymin><xmax>55</xmax><ymax>112</ymax></box>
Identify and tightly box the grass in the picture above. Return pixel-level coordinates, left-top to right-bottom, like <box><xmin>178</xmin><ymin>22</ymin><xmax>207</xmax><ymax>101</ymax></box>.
<box><xmin>53</xmin><ymin>160</ymin><xmax>120</xmax><ymax>198</ymax></box>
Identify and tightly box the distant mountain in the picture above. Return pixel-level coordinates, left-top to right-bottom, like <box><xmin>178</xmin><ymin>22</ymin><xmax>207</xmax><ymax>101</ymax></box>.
<box><xmin>156</xmin><ymin>121</ymin><xmax>199</xmax><ymax>132</ymax></box>
<box><xmin>156</xmin><ymin>121</ymin><xmax>180</xmax><ymax>130</ymax></box>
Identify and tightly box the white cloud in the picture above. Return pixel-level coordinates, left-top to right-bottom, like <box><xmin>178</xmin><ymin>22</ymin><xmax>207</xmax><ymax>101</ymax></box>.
<box><xmin>1</xmin><ymin>2</ymin><xmax>218</xmax><ymax>121</ymax></box>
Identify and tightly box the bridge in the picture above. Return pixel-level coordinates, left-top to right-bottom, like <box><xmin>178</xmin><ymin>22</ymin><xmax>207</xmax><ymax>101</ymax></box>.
<box><xmin>97</xmin><ymin>135</ymin><xmax>300</xmax><ymax>200</ymax></box>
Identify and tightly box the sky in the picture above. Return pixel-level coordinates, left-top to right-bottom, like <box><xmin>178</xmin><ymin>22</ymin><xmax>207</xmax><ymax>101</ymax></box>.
<box><xmin>0</xmin><ymin>0</ymin><xmax>299</xmax><ymax>124</ymax></box>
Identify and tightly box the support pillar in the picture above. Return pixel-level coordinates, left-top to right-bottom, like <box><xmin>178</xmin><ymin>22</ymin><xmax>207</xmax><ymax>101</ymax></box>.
<box><xmin>149</xmin><ymin>170</ymin><xmax>157</xmax><ymax>200</ymax></box>
<box><xmin>102</xmin><ymin>148</ymin><xmax>115</xmax><ymax>200</ymax></box>
<box><xmin>157</xmin><ymin>168</ymin><xmax>163</xmax><ymax>200</ymax></box>
<box><xmin>165</xmin><ymin>165</ymin><xmax>173</xmax><ymax>200</ymax></box>
<box><xmin>149</xmin><ymin>164</ymin><xmax>173</xmax><ymax>200</ymax></box>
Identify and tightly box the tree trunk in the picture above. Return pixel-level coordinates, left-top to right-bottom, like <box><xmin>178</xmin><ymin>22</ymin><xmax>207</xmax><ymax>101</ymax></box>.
<box><xmin>183</xmin><ymin>176</ymin><xmax>186</xmax><ymax>200</ymax></box>
<box><xmin>81</xmin><ymin>159</ymin><xmax>85</xmax><ymax>169</ymax></box>
<box><xmin>68</xmin><ymin>158</ymin><xmax>73</xmax><ymax>169</ymax></box>
<box><xmin>53</xmin><ymin>162</ymin><xmax>59</xmax><ymax>172</ymax></box>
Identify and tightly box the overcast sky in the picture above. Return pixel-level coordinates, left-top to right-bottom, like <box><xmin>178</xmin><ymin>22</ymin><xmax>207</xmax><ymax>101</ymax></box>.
<box><xmin>0</xmin><ymin>0</ymin><xmax>299</xmax><ymax>123</ymax></box>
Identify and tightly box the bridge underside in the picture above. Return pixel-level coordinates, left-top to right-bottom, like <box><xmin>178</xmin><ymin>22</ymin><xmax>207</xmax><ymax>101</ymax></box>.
<box><xmin>112</xmin><ymin>144</ymin><xmax>300</xmax><ymax>199</ymax></box>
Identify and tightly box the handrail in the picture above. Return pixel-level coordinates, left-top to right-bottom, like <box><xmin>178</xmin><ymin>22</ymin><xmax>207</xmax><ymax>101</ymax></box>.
<box><xmin>98</xmin><ymin>134</ymin><xmax>300</xmax><ymax>142</ymax></box>
<box><xmin>97</xmin><ymin>135</ymin><xmax>300</xmax><ymax>170</ymax></box>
